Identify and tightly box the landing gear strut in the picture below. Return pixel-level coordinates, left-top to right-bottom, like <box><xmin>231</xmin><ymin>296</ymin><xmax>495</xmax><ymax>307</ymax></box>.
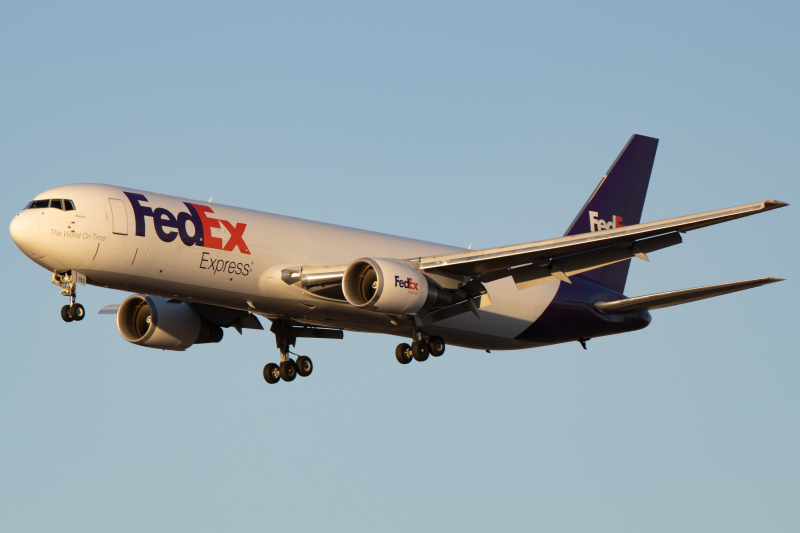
<box><xmin>53</xmin><ymin>271</ymin><xmax>85</xmax><ymax>322</ymax></box>
<box><xmin>395</xmin><ymin>320</ymin><xmax>445</xmax><ymax>365</ymax></box>
<box><xmin>262</xmin><ymin>319</ymin><xmax>306</xmax><ymax>384</ymax></box>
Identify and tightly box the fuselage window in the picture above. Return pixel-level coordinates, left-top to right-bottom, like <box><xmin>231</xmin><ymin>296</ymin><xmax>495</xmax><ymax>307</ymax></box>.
<box><xmin>50</xmin><ymin>199</ymin><xmax>64</xmax><ymax>210</ymax></box>
<box><xmin>29</xmin><ymin>199</ymin><xmax>50</xmax><ymax>209</ymax></box>
<box><xmin>64</xmin><ymin>200</ymin><xmax>76</xmax><ymax>211</ymax></box>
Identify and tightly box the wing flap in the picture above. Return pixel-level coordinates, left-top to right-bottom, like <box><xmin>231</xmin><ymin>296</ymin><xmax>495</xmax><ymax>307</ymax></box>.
<box><xmin>594</xmin><ymin>277</ymin><xmax>783</xmax><ymax>313</ymax></box>
<box><xmin>511</xmin><ymin>232</ymin><xmax>682</xmax><ymax>289</ymax></box>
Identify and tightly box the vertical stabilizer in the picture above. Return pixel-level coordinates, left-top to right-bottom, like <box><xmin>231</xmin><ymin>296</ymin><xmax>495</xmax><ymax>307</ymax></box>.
<box><xmin>563</xmin><ymin>134</ymin><xmax>659</xmax><ymax>293</ymax></box>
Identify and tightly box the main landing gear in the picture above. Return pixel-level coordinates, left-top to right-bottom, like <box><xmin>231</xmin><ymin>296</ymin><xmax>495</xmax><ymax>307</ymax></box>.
<box><xmin>395</xmin><ymin>322</ymin><xmax>445</xmax><ymax>365</ymax></box>
<box><xmin>263</xmin><ymin>318</ymin><xmax>320</xmax><ymax>385</ymax></box>
<box><xmin>263</xmin><ymin>355</ymin><xmax>314</xmax><ymax>385</ymax></box>
<box><xmin>53</xmin><ymin>271</ymin><xmax>85</xmax><ymax>323</ymax></box>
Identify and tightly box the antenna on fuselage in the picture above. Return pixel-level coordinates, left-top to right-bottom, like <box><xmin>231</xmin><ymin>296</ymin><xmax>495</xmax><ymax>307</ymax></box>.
<box><xmin>208</xmin><ymin>196</ymin><xmax>213</xmax><ymax>203</ymax></box>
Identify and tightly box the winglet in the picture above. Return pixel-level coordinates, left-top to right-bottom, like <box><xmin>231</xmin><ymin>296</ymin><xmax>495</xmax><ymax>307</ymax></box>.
<box><xmin>764</xmin><ymin>200</ymin><xmax>789</xmax><ymax>209</ymax></box>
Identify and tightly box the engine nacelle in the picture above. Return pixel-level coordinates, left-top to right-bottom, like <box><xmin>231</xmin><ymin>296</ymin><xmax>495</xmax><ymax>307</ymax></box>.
<box><xmin>116</xmin><ymin>295</ymin><xmax>223</xmax><ymax>351</ymax></box>
<box><xmin>343</xmin><ymin>258</ymin><xmax>439</xmax><ymax>315</ymax></box>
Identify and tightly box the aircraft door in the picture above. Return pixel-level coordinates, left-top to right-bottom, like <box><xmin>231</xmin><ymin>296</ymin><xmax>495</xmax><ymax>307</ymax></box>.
<box><xmin>109</xmin><ymin>198</ymin><xmax>128</xmax><ymax>235</ymax></box>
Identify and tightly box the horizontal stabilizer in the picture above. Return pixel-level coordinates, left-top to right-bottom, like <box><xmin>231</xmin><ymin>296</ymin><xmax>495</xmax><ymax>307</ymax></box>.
<box><xmin>595</xmin><ymin>277</ymin><xmax>783</xmax><ymax>313</ymax></box>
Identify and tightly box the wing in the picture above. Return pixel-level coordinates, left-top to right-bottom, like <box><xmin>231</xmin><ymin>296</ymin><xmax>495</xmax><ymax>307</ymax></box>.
<box><xmin>281</xmin><ymin>199</ymin><xmax>785</xmax><ymax>324</ymax></box>
<box><xmin>594</xmin><ymin>277</ymin><xmax>783</xmax><ymax>313</ymax></box>
<box><xmin>289</xmin><ymin>200</ymin><xmax>786</xmax><ymax>294</ymax></box>
<box><xmin>415</xmin><ymin>200</ymin><xmax>787</xmax><ymax>287</ymax></box>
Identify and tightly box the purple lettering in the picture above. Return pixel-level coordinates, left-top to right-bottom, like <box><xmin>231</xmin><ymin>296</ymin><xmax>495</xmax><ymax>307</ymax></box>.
<box><xmin>124</xmin><ymin>192</ymin><xmax>153</xmax><ymax>237</ymax></box>
<box><xmin>178</xmin><ymin>203</ymin><xmax>204</xmax><ymax>247</ymax></box>
<box><xmin>153</xmin><ymin>207</ymin><xmax>178</xmax><ymax>242</ymax></box>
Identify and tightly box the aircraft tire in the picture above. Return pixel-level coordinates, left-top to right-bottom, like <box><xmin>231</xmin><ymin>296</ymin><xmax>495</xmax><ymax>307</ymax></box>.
<box><xmin>412</xmin><ymin>341</ymin><xmax>430</xmax><ymax>362</ymax></box>
<box><xmin>296</xmin><ymin>356</ymin><xmax>313</xmax><ymax>377</ymax></box>
<box><xmin>61</xmin><ymin>305</ymin><xmax>74</xmax><ymax>322</ymax></box>
<box><xmin>395</xmin><ymin>343</ymin><xmax>412</xmax><ymax>364</ymax></box>
<box><xmin>429</xmin><ymin>336</ymin><xmax>445</xmax><ymax>357</ymax></box>
<box><xmin>263</xmin><ymin>363</ymin><xmax>280</xmax><ymax>384</ymax></box>
<box><xmin>70</xmin><ymin>303</ymin><xmax>86</xmax><ymax>321</ymax></box>
<box><xmin>280</xmin><ymin>360</ymin><xmax>298</xmax><ymax>382</ymax></box>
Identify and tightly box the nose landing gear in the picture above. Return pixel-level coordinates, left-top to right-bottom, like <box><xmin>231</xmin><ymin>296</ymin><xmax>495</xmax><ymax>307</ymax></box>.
<box><xmin>60</xmin><ymin>303</ymin><xmax>85</xmax><ymax>322</ymax></box>
<box><xmin>53</xmin><ymin>271</ymin><xmax>85</xmax><ymax>322</ymax></box>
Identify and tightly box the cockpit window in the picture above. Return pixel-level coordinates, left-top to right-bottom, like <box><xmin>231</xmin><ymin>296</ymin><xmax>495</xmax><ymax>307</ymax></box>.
<box><xmin>25</xmin><ymin>199</ymin><xmax>76</xmax><ymax>210</ymax></box>
<box><xmin>29</xmin><ymin>199</ymin><xmax>50</xmax><ymax>209</ymax></box>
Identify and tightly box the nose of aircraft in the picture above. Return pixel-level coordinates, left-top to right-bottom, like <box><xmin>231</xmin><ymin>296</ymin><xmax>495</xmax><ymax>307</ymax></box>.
<box><xmin>9</xmin><ymin>210</ymin><xmax>40</xmax><ymax>251</ymax></box>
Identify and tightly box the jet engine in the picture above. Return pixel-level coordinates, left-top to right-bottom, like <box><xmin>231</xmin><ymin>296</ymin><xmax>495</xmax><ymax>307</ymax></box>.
<box><xmin>116</xmin><ymin>295</ymin><xmax>223</xmax><ymax>351</ymax></box>
<box><xmin>342</xmin><ymin>258</ymin><xmax>455</xmax><ymax>315</ymax></box>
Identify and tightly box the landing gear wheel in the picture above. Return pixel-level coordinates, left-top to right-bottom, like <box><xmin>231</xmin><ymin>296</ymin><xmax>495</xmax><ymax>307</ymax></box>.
<box><xmin>280</xmin><ymin>359</ymin><xmax>298</xmax><ymax>382</ymax></box>
<box><xmin>429</xmin><ymin>336</ymin><xmax>445</xmax><ymax>357</ymax></box>
<box><xmin>263</xmin><ymin>363</ymin><xmax>280</xmax><ymax>384</ymax></box>
<box><xmin>69</xmin><ymin>303</ymin><xmax>85</xmax><ymax>321</ymax></box>
<box><xmin>395</xmin><ymin>343</ymin><xmax>413</xmax><ymax>364</ymax></box>
<box><xmin>61</xmin><ymin>305</ymin><xmax>74</xmax><ymax>323</ymax></box>
<box><xmin>296</xmin><ymin>356</ymin><xmax>313</xmax><ymax>377</ymax></box>
<box><xmin>412</xmin><ymin>340</ymin><xmax>430</xmax><ymax>362</ymax></box>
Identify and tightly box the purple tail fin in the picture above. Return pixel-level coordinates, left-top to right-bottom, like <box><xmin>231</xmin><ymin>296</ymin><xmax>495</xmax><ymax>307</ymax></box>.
<box><xmin>563</xmin><ymin>134</ymin><xmax>659</xmax><ymax>294</ymax></box>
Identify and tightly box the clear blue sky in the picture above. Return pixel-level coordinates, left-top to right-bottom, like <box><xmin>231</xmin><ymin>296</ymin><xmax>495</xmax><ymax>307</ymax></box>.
<box><xmin>1</xmin><ymin>2</ymin><xmax>797</xmax><ymax>531</ymax></box>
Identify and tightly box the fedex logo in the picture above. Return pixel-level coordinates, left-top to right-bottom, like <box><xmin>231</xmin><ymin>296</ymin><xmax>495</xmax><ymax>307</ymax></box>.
<box><xmin>589</xmin><ymin>211</ymin><xmax>625</xmax><ymax>232</ymax></box>
<box><xmin>395</xmin><ymin>276</ymin><xmax>419</xmax><ymax>290</ymax></box>
<box><xmin>124</xmin><ymin>192</ymin><xmax>250</xmax><ymax>254</ymax></box>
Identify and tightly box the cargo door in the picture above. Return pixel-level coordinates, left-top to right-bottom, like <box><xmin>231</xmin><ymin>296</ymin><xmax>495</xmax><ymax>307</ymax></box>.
<box><xmin>109</xmin><ymin>198</ymin><xmax>128</xmax><ymax>235</ymax></box>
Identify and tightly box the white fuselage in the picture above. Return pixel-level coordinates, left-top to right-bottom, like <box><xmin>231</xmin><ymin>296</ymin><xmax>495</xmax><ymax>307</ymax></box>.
<box><xmin>12</xmin><ymin>184</ymin><xmax>562</xmax><ymax>350</ymax></box>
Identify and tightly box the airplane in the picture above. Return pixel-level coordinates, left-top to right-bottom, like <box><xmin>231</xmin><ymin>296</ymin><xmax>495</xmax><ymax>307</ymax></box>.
<box><xmin>8</xmin><ymin>134</ymin><xmax>787</xmax><ymax>384</ymax></box>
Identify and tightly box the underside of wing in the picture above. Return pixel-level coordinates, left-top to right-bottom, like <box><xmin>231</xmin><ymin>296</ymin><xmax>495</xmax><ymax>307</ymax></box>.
<box><xmin>100</xmin><ymin>300</ymin><xmax>264</xmax><ymax>333</ymax></box>
<box><xmin>594</xmin><ymin>277</ymin><xmax>783</xmax><ymax>313</ymax></box>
